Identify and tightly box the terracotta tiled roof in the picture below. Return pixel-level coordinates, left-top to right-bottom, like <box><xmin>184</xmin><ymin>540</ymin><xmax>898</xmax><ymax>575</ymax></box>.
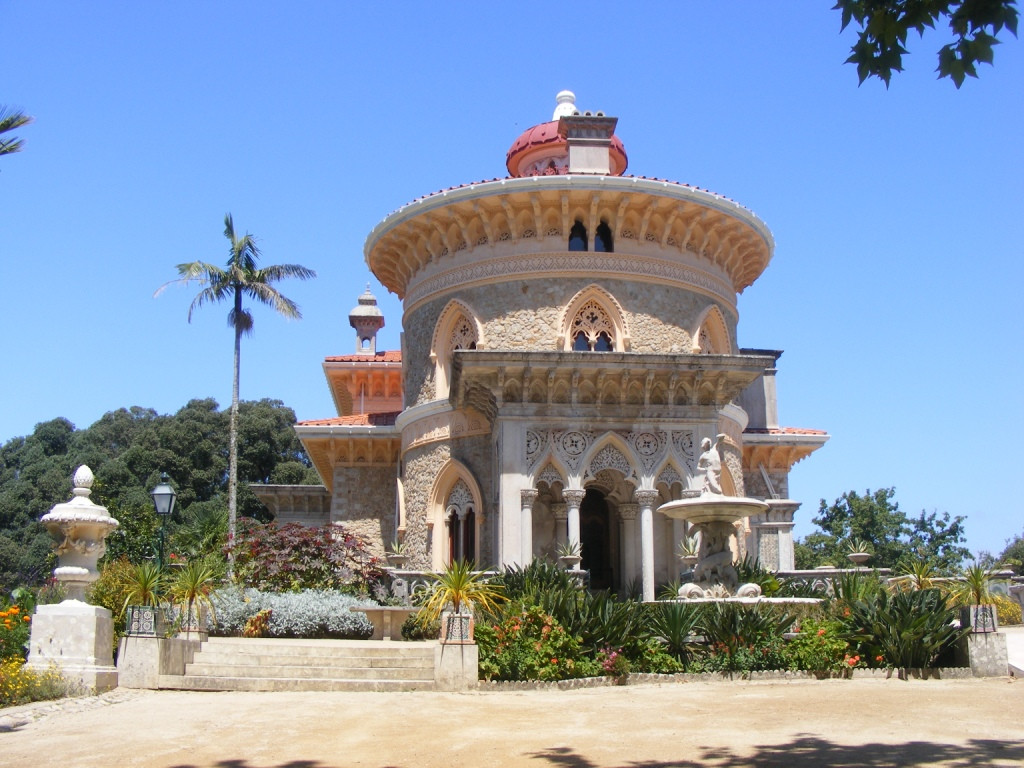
<box><xmin>297</xmin><ymin>411</ymin><xmax>401</xmax><ymax>427</ymax></box>
<box><xmin>324</xmin><ymin>350</ymin><xmax>402</xmax><ymax>363</ymax></box>
<box><xmin>744</xmin><ymin>427</ymin><xmax>828</xmax><ymax>436</ymax></box>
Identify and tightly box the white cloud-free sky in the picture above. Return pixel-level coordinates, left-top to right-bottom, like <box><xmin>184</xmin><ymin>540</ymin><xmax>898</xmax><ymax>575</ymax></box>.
<box><xmin>3</xmin><ymin>2</ymin><xmax>1021</xmax><ymax>555</ymax></box>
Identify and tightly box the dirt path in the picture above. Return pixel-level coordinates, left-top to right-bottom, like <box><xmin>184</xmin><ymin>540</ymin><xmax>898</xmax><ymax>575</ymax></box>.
<box><xmin>3</xmin><ymin>677</ymin><xmax>1022</xmax><ymax>768</ymax></box>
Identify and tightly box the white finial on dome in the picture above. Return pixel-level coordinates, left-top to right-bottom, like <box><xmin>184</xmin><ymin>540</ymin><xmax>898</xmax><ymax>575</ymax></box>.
<box><xmin>553</xmin><ymin>90</ymin><xmax>577</xmax><ymax>120</ymax></box>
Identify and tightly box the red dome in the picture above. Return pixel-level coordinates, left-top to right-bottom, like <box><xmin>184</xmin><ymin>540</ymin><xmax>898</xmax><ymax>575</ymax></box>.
<box><xmin>505</xmin><ymin>120</ymin><xmax>628</xmax><ymax>178</ymax></box>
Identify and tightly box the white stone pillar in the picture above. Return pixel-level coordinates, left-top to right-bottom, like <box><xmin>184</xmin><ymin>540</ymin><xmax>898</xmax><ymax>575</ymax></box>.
<box><xmin>551</xmin><ymin>503</ymin><xmax>568</xmax><ymax>552</ymax></box>
<box><xmin>520</xmin><ymin>489</ymin><xmax>538</xmax><ymax>565</ymax></box>
<box><xmin>563</xmin><ymin>489</ymin><xmax>585</xmax><ymax>553</ymax></box>
<box><xmin>618</xmin><ymin>503</ymin><xmax>639</xmax><ymax>587</ymax></box>
<box><xmin>635</xmin><ymin>490</ymin><xmax>660</xmax><ymax>602</ymax></box>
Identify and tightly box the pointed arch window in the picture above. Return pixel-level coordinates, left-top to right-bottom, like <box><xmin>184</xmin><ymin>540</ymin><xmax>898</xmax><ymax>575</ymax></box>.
<box><xmin>568</xmin><ymin>220</ymin><xmax>588</xmax><ymax>251</ymax></box>
<box><xmin>570</xmin><ymin>299</ymin><xmax>615</xmax><ymax>352</ymax></box>
<box><xmin>594</xmin><ymin>221</ymin><xmax>613</xmax><ymax>253</ymax></box>
<box><xmin>445</xmin><ymin>480</ymin><xmax>477</xmax><ymax>564</ymax></box>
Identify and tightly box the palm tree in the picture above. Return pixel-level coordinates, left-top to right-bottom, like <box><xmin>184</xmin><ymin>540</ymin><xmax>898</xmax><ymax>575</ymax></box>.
<box><xmin>0</xmin><ymin>106</ymin><xmax>33</xmax><ymax>157</ymax></box>
<box><xmin>156</xmin><ymin>214</ymin><xmax>315</xmax><ymax>576</ymax></box>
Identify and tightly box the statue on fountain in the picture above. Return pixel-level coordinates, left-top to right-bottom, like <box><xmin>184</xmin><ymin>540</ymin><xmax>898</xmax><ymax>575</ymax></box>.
<box><xmin>657</xmin><ymin>434</ymin><xmax>769</xmax><ymax>600</ymax></box>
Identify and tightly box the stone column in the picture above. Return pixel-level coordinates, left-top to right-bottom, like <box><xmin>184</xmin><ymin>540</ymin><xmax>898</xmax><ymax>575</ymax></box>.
<box><xmin>635</xmin><ymin>490</ymin><xmax>660</xmax><ymax>602</ymax></box>
<box><xmin>618</xmin><ymin>503</ymin><xmax>638</xmax><ymax>588</ymax></box>
<box><xmin>563</xmin><ymin>489</ymin><xmax>585</xmax><ymax>552</ymax></box>
<box><xmin>551</xmin><ymin>503</ymin><xmax>568</xmax><ymax>551</ymax></box>
<box><xmin>520</xmin><ymin>489</ymin><xmax>538</xmax><ymax>565</ymax></box>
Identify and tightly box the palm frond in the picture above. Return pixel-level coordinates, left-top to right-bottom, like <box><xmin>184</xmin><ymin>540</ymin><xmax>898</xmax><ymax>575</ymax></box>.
<box><xmin>0</xmin><ymin>106</ymin><xmax>33</xmax><ymax>156</ymax></box>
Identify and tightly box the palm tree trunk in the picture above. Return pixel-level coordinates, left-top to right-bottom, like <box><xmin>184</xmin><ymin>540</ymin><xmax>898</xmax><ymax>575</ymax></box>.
<box><xmin>227</xmin><ymin>289</ymin><xmax>241</xmax><ymax>579</ymax></box>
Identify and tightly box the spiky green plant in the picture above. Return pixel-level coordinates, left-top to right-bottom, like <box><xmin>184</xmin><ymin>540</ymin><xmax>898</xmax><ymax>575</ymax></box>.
<box><xmin>418</xmin><ymin>560</ymin><xmax>505</xmax><ymax>625</ymax></box>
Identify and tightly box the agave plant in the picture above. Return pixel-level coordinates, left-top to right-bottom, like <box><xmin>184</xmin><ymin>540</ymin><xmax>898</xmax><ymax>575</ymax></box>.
<box><xmin>841</xmin><ymin>587</ymin><xmax>966</xmax><ymax>669</ymax></box>
<box><xmin>846</xmin><ymin>538</ymin><xmax>873</xmax><ymax>555</ymax></box>
<box><xmin>647</xmin><ymin>602</ymin><xmax>703</xmax><ymax>664</ymax></box>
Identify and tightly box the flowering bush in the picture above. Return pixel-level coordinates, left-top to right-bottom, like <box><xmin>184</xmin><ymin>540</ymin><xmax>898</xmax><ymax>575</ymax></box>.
<box><xmin>230</xmin><ymin>519</ymin><xmax>384</xmax><ymax>594</ymax></box>
<box><xmin>210</xmin><ymin>587</ymin><xmax>375</xmax><ymax>639</ymax></box>
<box><xmin>0</xmin><ymin>604</ymin><xmax>31</xmax><ymax>660</ymax></box>
<box><xmin>0</xmin><ymin>658</ymin><xmax>75</xmax><ymax>707</ymax></box>
<box><xmin>477</xmin><ymin>605</ymin><xmax>600</xmax><ymax>681</ymax></box>
<box><xmin>785</xmin><ymin>619</ymin><xmax>855</xmax><ymax>672</ymax></box>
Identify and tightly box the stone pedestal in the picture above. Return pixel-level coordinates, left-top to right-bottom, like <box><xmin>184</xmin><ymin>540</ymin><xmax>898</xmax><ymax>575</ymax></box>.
<box><xmin>434</xmin><ymin>641</ymin><xmax>478</xmax><ymax>691</ymax></box>
<box><xmin>27</xmin><ymin>600</ymin><xmax>118</xmax><ymax>693</ymax></box>
<box><xmin>117</xmin><ymin>636</ymin><xmax>201</xmax><ymax>689</ymax></box>
<box><xmin>957</xmin><ymin>631</ymin><xmax>1009</xmax><ymax>677</ymax></box>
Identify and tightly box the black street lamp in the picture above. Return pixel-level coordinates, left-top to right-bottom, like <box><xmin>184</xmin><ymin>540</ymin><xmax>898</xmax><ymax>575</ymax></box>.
<box><xmin>150</xmin><ymin>473</ymin><xmax>177</xmax><ymax>570</ymax></box>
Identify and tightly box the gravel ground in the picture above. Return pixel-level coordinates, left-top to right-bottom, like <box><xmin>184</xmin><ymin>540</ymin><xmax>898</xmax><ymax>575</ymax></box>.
<box><xmin>1</xmin><ymin>677</ymin><xmax>1022</xmax><ymax>767</ymax></box>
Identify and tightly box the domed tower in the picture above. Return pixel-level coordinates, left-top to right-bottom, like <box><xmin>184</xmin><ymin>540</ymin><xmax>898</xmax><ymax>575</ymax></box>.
<box><xmin>359</xmin><ymin>90</ymin><xmax>827</xmax><ymax>599</ymax></box>
<box><xmin>273</xmin><ymin>92</ymin><xmax>827</xmax><ymax>599</ymax></box>
<box><xmin>349</xmin><ymin>284</ymin><xmax>385</xmax><ymax>354</ymax></box>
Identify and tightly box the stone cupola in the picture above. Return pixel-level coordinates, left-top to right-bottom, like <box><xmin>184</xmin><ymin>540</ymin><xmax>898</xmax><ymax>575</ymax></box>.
<box><xmin>349</xmin><ymin>285</ymin><xmax>385</xmax><ymax>354</ymax></box>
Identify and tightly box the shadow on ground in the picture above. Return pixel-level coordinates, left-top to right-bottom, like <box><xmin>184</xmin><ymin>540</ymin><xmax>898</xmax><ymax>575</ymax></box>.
<box><xmin>529</xmin><ymin>737</ymin><xmax>1024</xmax><ymax>767</ymax></box>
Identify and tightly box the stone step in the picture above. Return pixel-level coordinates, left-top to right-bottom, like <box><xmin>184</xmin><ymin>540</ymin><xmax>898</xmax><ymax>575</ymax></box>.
<box><xmin>157</xmin><ymin>674</ymin><xmax>435</xmax><ymax>693</ymax></box>
<box><xmin>184</xmin><ymin>662</ymin><xmax>434</xmax><ymax>681</ymax></box>
<box><xmin>190</xmin><ymin>650</ymin><xmax>433</xmax><ymax>668</ymax></box>
<box><xmin>193</xmin><ymin>640</ymin><xmax>435</xmax><ymax>660</ymax></box>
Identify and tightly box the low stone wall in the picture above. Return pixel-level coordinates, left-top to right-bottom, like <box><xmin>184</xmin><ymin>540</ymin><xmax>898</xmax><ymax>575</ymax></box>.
<box><xmin>479</xmin><ymin>667</ymin><xmax>974</xmax><ymax>691</ymax></box>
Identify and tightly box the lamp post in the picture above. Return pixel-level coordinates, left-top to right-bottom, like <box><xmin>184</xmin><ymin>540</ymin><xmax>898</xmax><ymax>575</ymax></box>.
<box><xmin>150</xmin><ymin>473</ymin><xmax>177</xmax><ymax>570</ymax></box>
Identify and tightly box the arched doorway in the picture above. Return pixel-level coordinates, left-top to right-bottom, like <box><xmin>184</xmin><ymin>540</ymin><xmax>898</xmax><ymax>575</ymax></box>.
<box><xmin>580</xmin><ymin>487</ymin><xmax>615</xmax><ymax>590</ymax></box>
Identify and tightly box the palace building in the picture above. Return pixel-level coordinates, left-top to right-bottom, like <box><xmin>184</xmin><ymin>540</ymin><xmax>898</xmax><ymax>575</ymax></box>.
<box><xmin>254</xmin><ymin>91</ymin><xmax>828</xmax><ymax>601</ymax></box>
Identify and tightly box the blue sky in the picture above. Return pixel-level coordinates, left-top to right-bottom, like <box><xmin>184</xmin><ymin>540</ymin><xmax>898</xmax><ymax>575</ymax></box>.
<box><xmin>3</xmin><ymin>2</ymin><xmax>1022</xmax><ymax>555</ymax></box>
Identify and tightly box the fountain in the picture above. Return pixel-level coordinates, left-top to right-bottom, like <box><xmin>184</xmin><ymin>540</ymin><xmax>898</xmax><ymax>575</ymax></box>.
<box><xmin>657</xmin><ymin>435</ymin><xmax>769</xmax><ymax>600</ymax></box>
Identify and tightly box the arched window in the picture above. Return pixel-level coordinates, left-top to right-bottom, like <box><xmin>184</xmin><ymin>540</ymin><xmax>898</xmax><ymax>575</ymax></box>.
<box><xmin>568</xmin><ymin>220</ymin><xmax>588</xmax><ymax>251</ymax></box>
<box><xmin>445</xmin><ymin>480</ymin><xmax>476</xmax><ymax>564</ymax></box>
<box><xmin>570</xmin><ymin>299</ymin><xmax>615</xmax><ymax>352</ymax></box>
<box><xmin>594</xmin><ymin>221</ymin><xmax>613</xmax><ymax>253</ymax></box>
<box><xmin>432</xmin><ymin>302</ymin><xmax>481</xmax><ymax>398</ymax></box>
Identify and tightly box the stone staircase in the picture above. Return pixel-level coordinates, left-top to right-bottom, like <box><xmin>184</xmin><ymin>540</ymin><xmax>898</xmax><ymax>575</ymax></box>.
<box><xmin>156</xmin><ymin>637</ymin><xmax>439</xmax><ymax>692</ymax></box>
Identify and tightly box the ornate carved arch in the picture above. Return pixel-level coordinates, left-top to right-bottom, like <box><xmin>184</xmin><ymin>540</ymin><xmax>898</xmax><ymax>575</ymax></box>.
<box><xmin>431</xmin><ymin>299</ymin><xmax>483</xmax><ymax>398</ymax></box>
<box><xmin>557</xmin><ymin>285</ymin><xmax>631</xmax><ymax>352</ymax></box>
<box><xmin>693</xmin><ymin>304</ymin><xmax>732</xmax><ymax>354</ymax></box>
<box><xmin>427</xmin><ymin>459</ymin><xmax>483</xmax><ymax>569</ymax></box>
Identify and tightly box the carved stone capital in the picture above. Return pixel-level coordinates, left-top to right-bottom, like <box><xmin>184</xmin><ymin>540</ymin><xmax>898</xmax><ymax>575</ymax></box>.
<box><xmin>520</xmin><ymin>488</ymin><xmax>539</xmax><ymax>507</ymax></box>
<box><xmin>618</xmin><ymin>503</ymin><xmax>638</xmax><ymax>521</ymax></box>
<box><xmin>551</xmin><ymin>503</ymin><xmax>568</xmax><ymax>521</ymax></box>
<box><xmin>562</xmin><ymin>489</ymin><xmax>585</xmax><ymax>507</ymax></box>
<box><xmin>633</xmin><ymin>489</ymin><xmax>661</xmax><ymax>508</ymax></box>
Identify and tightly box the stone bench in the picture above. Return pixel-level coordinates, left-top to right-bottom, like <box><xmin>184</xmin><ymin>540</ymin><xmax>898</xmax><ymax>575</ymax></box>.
<box><xmin>349</xmin><ymin>606</ymin><xmax>419</xmax><ymax>641</ymax></box>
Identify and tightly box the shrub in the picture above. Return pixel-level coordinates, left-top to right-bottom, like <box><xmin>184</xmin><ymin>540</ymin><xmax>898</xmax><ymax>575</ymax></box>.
<box><xmin>696</xmin><ymin>602</ymin><xmax>793</xmax><ymax>673</ymax></box>
<box><xmin>230</xmin><ymin>519</ymin><xmax>384</xmax><ymax>594</ymax></box>
<box><xmin>0</xmin><ymin>603</ymin><xmax>31</xmax><ymax>660</ymax></box>
<box><xmin>401</xmin><ymin>611</ymin><xmax>438</xmax><ymax>640</ymax></box>
<box><xmin>993</xmin><ymin>594</ymin><xmax>1021</xmax><ymax>625</ymax></box>
<box><xmin>477</xmin><ymin>604</ymin><xmax>600</xmax><ymax>681</ymax></box>
<box><xmin>210</xmin><ymin>587</ymin><xmax>375</xmax><ymax>639</ymax></box>
<box><xmin>786</xmin><ymin>618</ymin><xmax>856</xmax><ymax>672</ymax></box>
<box><xmin>242</xmin><ymin>609</ymin><xmax>272</xmax><ymax>638</ymax></box>
<box><xmin>0</xmin><ymin>658</ymin><xmax>77</xmax><ymax>707</ymax></box>
<box><xmin>645</xmin><ymin>601</ymin><xmax>702</xmax><ymax>665</ymax></box>
<box><xmin>841</xmin><ymin>587</ymin><xmax>967</xmax><ymax>669</ymax></box>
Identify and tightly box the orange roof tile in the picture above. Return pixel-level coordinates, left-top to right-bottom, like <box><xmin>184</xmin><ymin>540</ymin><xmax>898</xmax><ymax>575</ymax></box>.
<box><xmin>298</xmin><ymin>411</ymin><xmax>400</xmax><ymax>427</ymax></box>
<box><xmin>324</xmin><ymin>350</ymin><xmax>402</xmax><ymax>363</ymax></box>
<box><xmin>744</xmin><ymin>427</ymin><xmax>828</xmax><ymax>436</ymax></box>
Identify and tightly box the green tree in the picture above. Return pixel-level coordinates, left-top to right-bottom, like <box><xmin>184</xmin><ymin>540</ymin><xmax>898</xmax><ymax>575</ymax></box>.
<box><xmin>835</xmin><ymin>0</ymin><xmax>1019</xmax><ymax>87</ymax></box>
<box><xmin>0</xmin><ymin>106</ymin><xmax>33</xmax><ymax>157</ymax></box>
<box><xmin>796</xmin><ymin>488</ymin><xmax>969</xmax><ymax>572</ymax></box>
<box><xmin>156</xmin><ymin>215</ymin><xmax>315</xmax><ymax>576</ymax></box>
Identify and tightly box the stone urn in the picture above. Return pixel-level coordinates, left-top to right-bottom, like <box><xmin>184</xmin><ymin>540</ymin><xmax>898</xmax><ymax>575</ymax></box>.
<box><xmin>558</xmin><ymin>554</ymin><xmax>583</xmax><ymax>570</ymax></box>
<box><xmin>39</xmin><ymin>465</ymin><xmax>119</xmax><ymax>600</ymax></box>
<box><xmin>846</xmin><ymin>552</ymin><xmax>872</xmax><ymax>566</ymax></box>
